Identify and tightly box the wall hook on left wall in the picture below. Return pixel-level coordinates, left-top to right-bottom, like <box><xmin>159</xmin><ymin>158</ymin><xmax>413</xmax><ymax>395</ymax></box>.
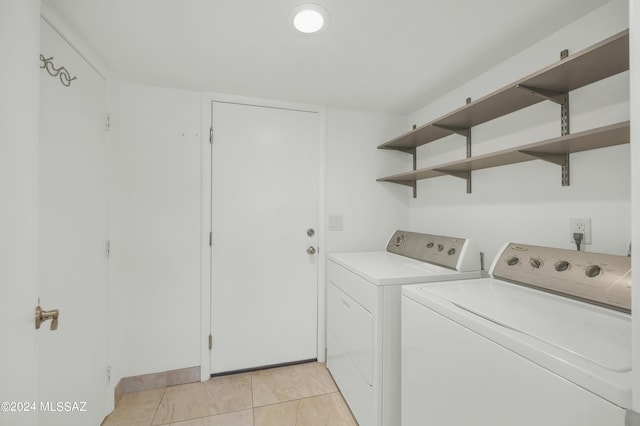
<box><xmin>40</xmin><ymin>54</ymin><xmax>77</xmax><ymax>87</ymax></box>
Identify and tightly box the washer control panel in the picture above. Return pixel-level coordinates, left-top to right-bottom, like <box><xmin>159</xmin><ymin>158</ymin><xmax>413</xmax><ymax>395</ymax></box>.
<box><xmin>386</xmin><ymin>230</ymin><xmax>468</xmax><ymax>270</ymax></box>
<box><xmin>492</xmin><ymin>243</ymin><xmax>631</xmax><ymax>312</ymax></box>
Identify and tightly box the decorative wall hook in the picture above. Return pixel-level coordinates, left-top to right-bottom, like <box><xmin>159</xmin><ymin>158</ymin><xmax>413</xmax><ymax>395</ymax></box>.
<box><xmin>40</xmin><ymin>54</ymin><xmax>77</xmax><ymax>87</ymax></box>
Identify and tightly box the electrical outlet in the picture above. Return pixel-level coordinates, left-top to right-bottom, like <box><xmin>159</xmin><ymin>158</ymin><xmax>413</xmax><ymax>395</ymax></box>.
<box><xmin>569</xmin><ymin>217</ymin><xmax>591</xmax><ymax>245</ymax></box>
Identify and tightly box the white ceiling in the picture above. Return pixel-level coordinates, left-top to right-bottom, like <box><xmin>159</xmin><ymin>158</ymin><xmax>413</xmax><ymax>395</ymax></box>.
<box><xmin>42</xmin><ymin>0</ymin><xmax>612</xmax><ymax>114</ymax></box>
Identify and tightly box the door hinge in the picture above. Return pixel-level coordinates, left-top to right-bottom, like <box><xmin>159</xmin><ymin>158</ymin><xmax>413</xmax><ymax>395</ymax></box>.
<box><xmin>208</xmin><ymin>334</ymin><xmax>212</xmax><ymax>350</ymax></box>
<box><xmin>106</xmin><ymin>240</ymin><xmax>111</xmax><ymax>258</ymax></box>
<box><xmin>209</xmin><ymin>126</ymin><xmax>213</xmax><ymax>144</ymax></box>
<box><xmin>106</xmin><ymin>114</ymin><xmax>111</xmax><ymax>131</ymax></box>
<box><xmin>209</xmin><ymin>231</ymin><xmax>212</xmax><ymax>247</ymax></box>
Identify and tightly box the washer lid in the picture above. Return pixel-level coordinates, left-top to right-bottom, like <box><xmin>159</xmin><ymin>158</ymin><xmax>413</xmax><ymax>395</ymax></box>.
<box><xmin>417</xmin><ymin>279</ymin><xmax>631</xmax><ymax>371</ymax></box>
<box><xmin>403</xmin><ymin>278</ymin><xmax>632</xmax><ymax>407</ymax></box>
<box><xmin>328</xmin><ymin>252</ymin><xmax>480</xmax><ymax>285</ymax></box>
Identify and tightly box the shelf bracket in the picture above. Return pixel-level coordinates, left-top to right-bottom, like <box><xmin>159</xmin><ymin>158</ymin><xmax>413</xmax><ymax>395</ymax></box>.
<box><xmin>432</xmin><ymin>124</ymin><xmax>470</xmax><ymax>137</ymax></box>
<box><xmin>388</xmin><ymin>179</ymin><xmax>417</xmax><ymax>197</ymax></box>
<box><xmin>519</xmin><ymin>150</ymin><xmax>567</xmax><ymax>166</ymax></box>
<box><xmin>515</xmin><ymin>84</ymin><xmax>567</xmax><ymax>105</ymax></box>
<box><xmin>433</xmin><ymin>169</ymin><xmax>471</xmax><ymax>192</ymax></box>
<box><xmin>559</xmin><ymin>70</ymin><xmax>570</xmax><ymax>186</ymax></box>
<box><xmin>410</xmin><ymin>147</ymin><xmax>417</xmax><ymax>198</ymax></box>
<box><xmin>380</xmin><ymin>144</ymin><xmax>417</xmax><ymax>197</ymax></box>
<box><xmin>466</xmin><ymin>124</ymin><xmax>472</xmax><ymax>194</ymax></box>
<box><xmin>408</xmin><ymin>127</ymin><xmax>418</xmax><ymax>198</ymax></box>
<box><xmin>387</xmin><ymin>179</ymin><xmax>417</xmax><ymax>188</ymax></box>
<box><xmin>428</xmin><ymin>98</ymin><xmax>473</xmax><ymax>194</ymax></box>
<box><xmin>519</xmin><ymin>150</ymin><xmax>570</xmax><ymax>186</ymax></box>
<box><xmin>391</xmin><ymin>147</ymin><xmax>416</xmax><ymax>155</ymax></box>
<box><xmin>433</xmin><ymin>170</ymin><xmax>470</xmax><ymax>180</ymax></box>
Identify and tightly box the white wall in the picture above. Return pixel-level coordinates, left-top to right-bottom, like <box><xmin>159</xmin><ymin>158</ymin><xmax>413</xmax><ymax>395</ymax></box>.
<box><xmin>405</xmin><ymin>0</ymin><xmax>630</xmax><ymax>264</ymax></box>
<box><xmin>111</xmin><ymin>89</ymin><xmax>410</xmax><ymax>381</ymax></box>
<box><xmin>0</xmin><ymin>2</ymin><xmax>40</xmax><ymax>422</ymax></box>
<box><xmin>116</xmin><ymin>83</ymin><xmax>202</xmax><ymax>377</ymax></box>
<box><xmin>326</xmin><ymin>108</ymin><xmax>410</xmax><ymax>253</ymax></box>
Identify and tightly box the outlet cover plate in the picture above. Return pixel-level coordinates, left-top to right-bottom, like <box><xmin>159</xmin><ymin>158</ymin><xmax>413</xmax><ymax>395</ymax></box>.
<box><xmin>570</xmin><ymin>217</ymin><xmax>591</xmax><ymax>245</ymax></box>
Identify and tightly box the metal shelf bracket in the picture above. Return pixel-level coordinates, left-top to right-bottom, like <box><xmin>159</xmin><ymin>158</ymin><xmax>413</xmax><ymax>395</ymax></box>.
<box><xmin>519</xmin><ymin>150</ymin><xmax>570</xmax><ymax>183</ymax></box>
<box><xmin>519</xmin><ymin>150</ymin><xmax>568</xmax><ymax>166</ymax></box>
<box><xmin>559</xmin><ymin>47</ymin><xmax>571</xmax><ymax>186</ymax></box>
<box><xmin>518</xmin><ymin>46</ymin><xmax>571</xmax><ymax>187</ymax></box>
<box><xmin>434</xmin><ymin>169</ymin><xmax>471</xmax><ymax>192</ymax></box>
<box><xmin>432</xmin><ymin>124</ymin><xmax>470</xmax><ymax>137</ymax></box>
<box><xmin>515</xmin><ymin>84</ymin><xmax>567</xmax><ymax>105</ymax></box>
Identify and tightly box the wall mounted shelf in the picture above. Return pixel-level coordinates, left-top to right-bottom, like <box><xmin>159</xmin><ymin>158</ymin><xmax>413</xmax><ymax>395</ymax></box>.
<box><xmin>377</xmin><ymin>121</ymin><xmax>630</xmax><ymax>187</ymax></box>
<box><xmin>377</xmin><ymin>29</ymin><xmax>629</xmax><ymax>195</ymax></box>
<box><xmin>378</xmin><ymin>30</ymin><xmax>628</xmax><ymax>152</ymax></box>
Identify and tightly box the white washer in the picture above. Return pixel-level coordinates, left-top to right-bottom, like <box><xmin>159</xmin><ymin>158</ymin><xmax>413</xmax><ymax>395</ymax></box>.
<box><xmin>327</xmin><ymin>230</ymin><xmax>482</xmax><ymax>426</ymax></box>
<box><xmin>402</xmin><ymin>242</ymin><xmax>632</xmax><ymax>426</ymax></box>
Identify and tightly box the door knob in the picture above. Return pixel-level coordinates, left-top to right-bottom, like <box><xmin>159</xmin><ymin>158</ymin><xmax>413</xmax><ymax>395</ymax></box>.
<box><xmin>35</xmin><ymin>305</ymin><xmax>59</xmax><ymax>331</ymax></box>
<box><xmin>307</xmin><ymin>246</ymin><xmax>316</xmax><ymax>255</ymax></box>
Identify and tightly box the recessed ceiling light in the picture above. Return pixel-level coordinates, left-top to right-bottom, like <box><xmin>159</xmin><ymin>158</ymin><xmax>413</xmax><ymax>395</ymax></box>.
<box><xmin>290</xmin><ymin>4</ymin><xmax>328</xmax><ymax>34</ymax></box>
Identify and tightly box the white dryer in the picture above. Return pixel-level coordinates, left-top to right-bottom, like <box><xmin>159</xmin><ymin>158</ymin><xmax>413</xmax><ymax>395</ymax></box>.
<box><xmin>401</xmin><ymin>242</ymin><xmax>632</xmax><ymax>426</ymax></box>
<box><xmin>327</xmin><ymin>230</ymin><xmax>482</xmax><ymax>426</ymax></box>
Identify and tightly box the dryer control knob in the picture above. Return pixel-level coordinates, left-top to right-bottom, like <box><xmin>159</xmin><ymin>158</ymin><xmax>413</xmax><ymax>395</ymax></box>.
<box><xmin>437</xmin><ymin>244</ymin><xmax>444</xmax><ymax>252</ymax></box>
<box><xmin>426</xmin><ymin>242</ymin><xmax>434</xmax><ymax>248</ymax></box>
<box><xmin>529</xmin><ymin>258</ymin><xmax>542</xmax><ymax>269</ymax></box>
<box><xmin>554</xmin><ymin>260</ymin><xmax>570</xmax><ymax>272</ymax></box>
<box><xmin>506</xmin><ymin>256</ymin><xmax>519</xmax><ymax>266</ymax></box>
<box><xmin>447</xmin><ymin>248</ymin><xmax>456</xmax><ymax>256</ymax></box>
<box><xmin>585</xmin><ymin>265</ymin><xmax>602</xmax><ymax>278</ymax></box>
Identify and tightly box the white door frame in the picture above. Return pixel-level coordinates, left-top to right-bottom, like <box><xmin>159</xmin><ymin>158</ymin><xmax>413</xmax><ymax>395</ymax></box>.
<box><xmin>199</xmin><ymin>92</ymin><xmax>326</xmax><ymax>381</ymax></box>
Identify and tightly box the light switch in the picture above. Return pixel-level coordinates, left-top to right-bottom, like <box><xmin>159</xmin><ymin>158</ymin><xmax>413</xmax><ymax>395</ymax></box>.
<box><xmin>328</xmin><ymin>215</ymin><xmax>343</xmax><ymax>231</ymax></box>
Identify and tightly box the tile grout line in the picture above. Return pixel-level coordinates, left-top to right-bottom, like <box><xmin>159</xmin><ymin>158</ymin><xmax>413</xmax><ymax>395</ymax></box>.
<box><xmin>150</xmin><ymin>386</ymin><xmax>168</xmax><ymax>426</ymax></box>
<box><xmin>250</xmin><ymin>372</ymin><xmax>256</xmax><ymax>426</ymax></box>
<box><xmin>251</xmin><ymin>389</ymin><xmax>340</xmax><ymax>409</ymax></box>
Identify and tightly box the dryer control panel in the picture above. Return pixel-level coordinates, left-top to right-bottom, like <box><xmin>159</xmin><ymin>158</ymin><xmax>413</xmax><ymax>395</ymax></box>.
<box><xmin>386</xmin><ymin>230</ymin><xmax>478</xmax><ymax>271</ymax></box>
<box><xmin>491</xmin><ymin>243</ymin><xmax>631</xmax><ymax>312</ymax></box>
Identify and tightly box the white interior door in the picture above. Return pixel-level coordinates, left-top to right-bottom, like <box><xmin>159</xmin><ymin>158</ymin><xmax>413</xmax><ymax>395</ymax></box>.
<box><xmin>210</xmin><ymin>101</ymin><xmax>320</xmax><ymax>374</ymax></box>
<box><xmin>38</xmin><ymin>18</ymin><xmax>109</xmax><ymax>425</ymax></box>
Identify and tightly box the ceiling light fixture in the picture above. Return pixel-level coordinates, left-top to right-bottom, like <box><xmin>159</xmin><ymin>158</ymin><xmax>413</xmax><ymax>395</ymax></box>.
<box><xmin>290</xmin><ymin>4</ymin><xmax>328</xmax><ymax>34</ymax></box>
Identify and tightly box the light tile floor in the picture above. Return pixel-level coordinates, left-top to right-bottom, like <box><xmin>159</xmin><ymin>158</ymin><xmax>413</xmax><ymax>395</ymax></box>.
<box><xmin>102</xmin><ymin>362</ymin><xmax>358</xmax><ymax>426</ymax></box>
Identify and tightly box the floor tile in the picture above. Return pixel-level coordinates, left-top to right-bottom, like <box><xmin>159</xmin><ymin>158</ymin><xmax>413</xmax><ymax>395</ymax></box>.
<box><xmin>251</xmin><ymin>362</ymin><xmax>337</xmax><ymax>407</ymax></box>
<box><xmin>104</xmin><ymin>362</ymin><xmax>354</xmax><ymax>426</ymax></box>
<box><xmin>169</xmin><ymin>409</ymin><xmax>253</xmax><ymax>426</ymax></box>
<box><xmin>201</xmin><ymin>373</ymin><xmax>253</xmax><ymax>415</ymax></box>
<box><xmin>253</xmin><ymin>392</ymin><xmax>357</xmax><ymax>426</ymax></box>
<box><xmin>151</xmin><ymin>382</ymin><xmax>216</xmax><ymax>425</ymax></box>
<box><xmin>102</xmin><ymin>388</ymin><xmax>165</xmax><ymax>426</ymax></box>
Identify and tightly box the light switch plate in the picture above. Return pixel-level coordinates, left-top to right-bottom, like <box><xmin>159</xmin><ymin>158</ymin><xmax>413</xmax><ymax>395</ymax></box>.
<box><xmin>328</xmin><ymin>215</ymin><xmax>343</xmax><ymax>231</ymax></box>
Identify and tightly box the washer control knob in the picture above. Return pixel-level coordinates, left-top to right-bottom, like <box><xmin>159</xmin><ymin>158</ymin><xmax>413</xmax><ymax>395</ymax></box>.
<box><xmin>394</xmin><ymin>235</ymin><xmax>404</xmax><ymax>247</ymax></box>
<box><xmin>437</xmin><ymin>244</ymin><xmax>444</xmax><ymax>252</ymax></box>
<box><xmin>447</xmin><ymin>248</ymin><xmax>456</xmax><ymax>256</ymax></box>
<box><xmin>554</xmin><ymin>260</ymin><xmax>570</xmax><ymax>272</ymax></box>
<box><xmin>426</xmin><ymin>242</ymin><xmax>434</xmax><ymax>248</ymax></box>
<box><xmin>506</xmin><ymin>256</ymin><xmax>519</xmax><ymax>266</ymax></box>
<box><xmin>529</xmin><ymin>258</ymin><xmax>542</xmax><ymax>269</ymax></box>
<box><xmin>585</xmin><ymin>265</ymin><xmax>602</xmax><ymax>278</ymax></box>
